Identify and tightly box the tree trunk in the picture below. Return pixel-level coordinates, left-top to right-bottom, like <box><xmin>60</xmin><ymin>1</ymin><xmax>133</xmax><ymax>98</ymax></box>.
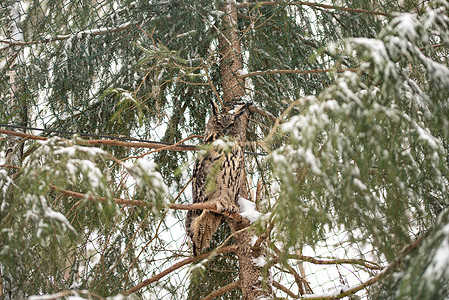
<box><xmin>219</xmin><ymin>1</ymin><xmax>273</xmax><ymax>299</ymax></box>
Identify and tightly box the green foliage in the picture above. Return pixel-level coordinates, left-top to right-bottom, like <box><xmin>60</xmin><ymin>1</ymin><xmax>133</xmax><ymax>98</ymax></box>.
<box><xmin>271</xmin><ymin>1</ymin><xmax>449</xmax><ymax>260</ymax></box>
<box><xmin>2</xmin><ymin>0</ymin><xmax>449</xmax><ymax>298</ymax></box>
<box><xmin>0</xmin><ymin>137</ymin><xmax>169</xmax><ymax>297</ymax></box>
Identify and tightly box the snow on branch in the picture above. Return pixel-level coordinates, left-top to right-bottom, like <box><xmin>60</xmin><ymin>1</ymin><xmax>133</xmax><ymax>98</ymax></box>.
<box><xmin>0</xmin><ymin>22</ymin><xmax>134</xmax><ymax>51</ymax></box>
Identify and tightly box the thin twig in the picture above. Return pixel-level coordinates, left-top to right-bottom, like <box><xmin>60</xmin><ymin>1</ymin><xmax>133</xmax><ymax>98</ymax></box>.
<box><xmin>240</xmin><ymin>68</ymin><xmax>358</xmax><ymax>79</ymax></box>
<box><xmin>0</xmin><ymin>164</ymin><xmax>21</xmax><ymax>170</ymax></box>
<box><xmin>249</xmin><ymin>105</ymin><xmax>277</xmax><ymax>123</ymax></box>
<box><xmin>49</xmin><ymin>186</ymin><xmax>148</xmax><ymax>206</ymax></box>
<box><xmin>237</xmin><ymin>1</ymin><xmax>390</xmax><ymax>17</ymax></box>
<box><xmin>122</xmin><ymin>134</ymin><xmax>202</xmax><ymax>161</ymax></box>
<box><xmin>201</xmin><ymin>280</ymin><xmax>241</xmax><ymax>300</ymax></box>
<box><xmin>273</xmin><ymin>280</ymin><xmax>299</xmax><ymax>299</ymax></box>
<box><xmin>295</xmin><ymin>255</ymin><xmax>383</xmax><ymax>270</ymax></box>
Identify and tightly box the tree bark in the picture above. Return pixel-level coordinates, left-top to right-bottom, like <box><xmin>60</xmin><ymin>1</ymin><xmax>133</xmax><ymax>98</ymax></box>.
<box><xmin>218</xmin><ymin>0</ymin><xmax>246</xmax><ymax>106</ymax></box>
<box><xmin>219</xmin><ymin>1</ymin><xmax>273</xmax><ymax>299</ymax></box>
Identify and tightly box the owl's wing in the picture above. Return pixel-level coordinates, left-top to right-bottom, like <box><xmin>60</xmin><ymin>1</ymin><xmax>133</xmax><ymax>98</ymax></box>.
<box><xmin>185</xmin><ymin>149</ymin><xmax>224</xmax><ymax>254</ymax></box>
<box><xmin>192</xmin><ymin>149</ymin><xmax>223</xmax><ymax>204</ymax></box>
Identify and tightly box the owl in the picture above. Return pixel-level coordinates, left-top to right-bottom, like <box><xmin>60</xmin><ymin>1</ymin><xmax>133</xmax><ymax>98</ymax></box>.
<box><xmin>186</xmin><ymin>100</ymin><xmax>248</xmax><ymax>255</ymax></box>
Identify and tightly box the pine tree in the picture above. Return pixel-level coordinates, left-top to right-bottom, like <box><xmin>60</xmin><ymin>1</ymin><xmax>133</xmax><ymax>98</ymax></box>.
<box><xmin>1</xmin><ymin>0</ymin><xmax>448</xmax><ymax>299</ymax></box>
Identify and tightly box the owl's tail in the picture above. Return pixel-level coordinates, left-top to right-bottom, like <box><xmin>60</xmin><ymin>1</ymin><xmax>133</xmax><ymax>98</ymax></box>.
<box><xmin>189</xmin><ymin>211</ymin><xmax>222</xmax><ymax>256</ymax></box>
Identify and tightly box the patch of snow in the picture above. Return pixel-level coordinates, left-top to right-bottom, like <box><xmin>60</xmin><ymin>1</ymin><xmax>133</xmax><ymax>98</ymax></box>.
<box><xmin>188</xmin><ymin>259</ymin><xmax>208</xmax><ymax>272</ymax></box>
<box><xmin>424</xmin><ymin>223</ymin><xmax>449</xmax><ymax>280</ymax></box>
<box><xmin>304</xmin><ymin>148</ymin><xmax>321</xmax><ymax>175</ymax></box>
<box><xmin>253</xmin><ymin>255</ymin><xmax>267</xmax><ymax>267</ymax></box>
<box><xmin>353</xmin><ymin>178</ymin><xmax>367</xmax><ymax>191</ymax></box>
<box><xmin>238</xmin><ymin>196</ymin><xmax>261</xmax><ymax>223</ymax></box>
<box><xmin>416</xmin><ymin>126</ymin><xmax>438</xmax><ymax>149</ymax></box>
<box><xmin>392</xmin><ymin>13</ymin><xmax>418</xmax><ymax>41</ymax></box>
<box><xmin>250</xmin><ymin>235</ymin><xmax>258</xmax><ymax>246</ymax></box>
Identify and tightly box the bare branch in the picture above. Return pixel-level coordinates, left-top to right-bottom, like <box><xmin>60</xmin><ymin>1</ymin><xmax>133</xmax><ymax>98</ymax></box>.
<box><xmin>51</xmin><ymin>185</ymin><xmax>246</xmax><ymax>221</ymax></box>
<box><xmin>249</xmin><ymin>105</ymin><xmax>277</xmax><ymax>123</ymax></box>
<box><xmin>0</xmin><ymin>129</ymin><xmax>46</xmax><ymax>141</ymax></box>
<box><xmin>0</xmin><ymin>128</ymin><xmax>197</xmax><ymax>151</ymax></box>
<box><xmin>122</xmin><ymin>245</ymin><xmax>238</xmax><ymax>295</ymax></box>
<box><xmin>273</xmin><ymin>280</ymin><xmax>299</xmax><ymax>299</ymax></box>
<box><xmin>122</xmin><ymin>134</ymin><xmax>202</xmax><ymax>161</ymax></box>
<box><xmin>49</xmin><ymin>186</ymin><xmax>148</xmax><ymax>206</ymax></box>
<box><xmin>201</xmin><ymin>280</ymin><xmax>241</xmax><ymax>300</ymax></box>
<box><xmin>295</xmin><ymin>255</ymin><xmax>383</xmax><ymax>271</ymax></box>
<box><xmin>237</xmin><ymin>1</ymin><xmax>390</xmax><ymax>17</ymax></box>
<box><xmin>240</xmin><ymin>68</ymin><xmax>358</xmax><ymax>79</ymax></box>
<box><xmin>0</xmin><ymin>164</ymin><xmax>21</xmax><ymax>170</ymax></box>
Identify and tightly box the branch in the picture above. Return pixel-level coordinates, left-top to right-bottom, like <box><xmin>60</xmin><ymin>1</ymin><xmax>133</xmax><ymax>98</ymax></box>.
<box><xmin>300</xmin><ymin>234</ymin><xmax>426</xmax><ymax>299</ymax></box>
<box><xmin>25</xmin><ymin>290</ymin><xmax>104</xmax><ymax>300</ymax></box>
<box><xmin>295</xmin><ymin>255</ymin><xmax>383</xmax><ymax>270</ymax></box>
<box><xmin>201</xmin><ymin>280</ymin><xmax>241</xmax><ymax>300</ymax></box>
<box><xmin>0</xmin><ymin>22</ymin><xmax>134</xmax><ymax>51</ymax></box>
<box><xmin>0</xmin><ymin>128</ymin><xmax>197</xmax><ymax>151</ymax></box>
<box><xmin>122</xmin><ymin>245</ymin><xmax>238</xmax><ymax>295</ymax></box>
<box><xmin>237</xmin><ymin>1</ymin><xmax>390</xmax><ymax>17</ymax></box>
<box><xmin>239</xmin><ymin>68</ymin><xmax>358</xmax><ymax>79</ymax></box>
<box><xmin>272</xmin><ymin>245</ymin><xmax>307</xmax><ymax>295</ymax></box>
<box><xmin>49</xmin><ymin>185</ymin><xmax>148</xmax><ymax>206</ymax></box>
<box><xmin>273</xmin><ymin>280</ymin><xmax>299</xmax><ymax>299</ymax></box>
<box><xmin>50</xmin><ymin>186</ymin><xmax>246</xmax><ymax>221</ymax></box>
<box><xmin>248</xmin><ymin>105</ymin><xmax>277</xmax><ymax>123</ymax></box>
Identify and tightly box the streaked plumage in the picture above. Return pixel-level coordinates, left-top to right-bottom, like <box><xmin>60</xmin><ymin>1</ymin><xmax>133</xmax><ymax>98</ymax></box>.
<box><xmin>186</xmin><ymin>101</ymin><xmax>248</xmax><ymax>255</ymax></box>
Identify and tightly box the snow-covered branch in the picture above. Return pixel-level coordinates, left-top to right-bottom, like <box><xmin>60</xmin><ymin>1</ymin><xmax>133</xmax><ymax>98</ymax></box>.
<box><xmin>0</xmin><ymin>22</ymin><xmax>134</xmax><ymax>51</ymax></box>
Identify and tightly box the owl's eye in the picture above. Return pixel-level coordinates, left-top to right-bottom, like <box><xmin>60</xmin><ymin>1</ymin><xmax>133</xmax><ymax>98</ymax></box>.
<box><xmin>214</xmin><ymin>120</ymin><xmax>219</xmax><ymax>125</ymax></box>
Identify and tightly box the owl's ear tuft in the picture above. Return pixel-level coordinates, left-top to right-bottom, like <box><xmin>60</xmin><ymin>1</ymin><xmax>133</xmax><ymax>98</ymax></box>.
<box><xmin>210</xmin><ymin>99</ymin><xmax>220</xmax><ymax>116</ymax></box>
